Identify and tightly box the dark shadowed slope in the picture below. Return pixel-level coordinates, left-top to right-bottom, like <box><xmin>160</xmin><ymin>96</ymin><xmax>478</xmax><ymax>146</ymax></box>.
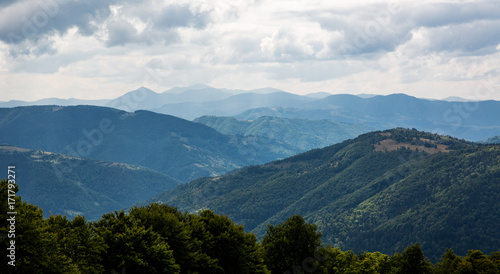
<box><xmin>0</xmin><ymin>105</ymin><xmax>295</xmax><ymax>182</ymax></box>
<box><xmin>0</xmin><ymin>145</ymin><xmax>180</xmax><ymax>220</ymax></box>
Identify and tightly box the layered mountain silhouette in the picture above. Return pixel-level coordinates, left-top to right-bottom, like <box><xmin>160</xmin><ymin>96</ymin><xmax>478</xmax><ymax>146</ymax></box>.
<box><xmin>235</xmin><ymin>94</ymin><xmax>500</xmax><ymax>141</ymax></box>
<box><xmin>0</xmin><ymin>105</ymin><xmax>300</xmax><ymax>182</ymax></box>
<box><xmin>2</xmin><ymin>86</ymin><xmax>499</xmax><ymax>141</ymax></box>
<box><xmin>194</xmin><ymin>115</ymin><xmax>372</xmax><ymax>152</ymax></box>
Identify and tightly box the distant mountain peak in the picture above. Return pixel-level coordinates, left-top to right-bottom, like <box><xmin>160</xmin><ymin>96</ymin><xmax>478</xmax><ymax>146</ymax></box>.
<box><xmin>131</xmin><ymin>86</ymin><xmax>158</xmax><ymax>94</ymax></box>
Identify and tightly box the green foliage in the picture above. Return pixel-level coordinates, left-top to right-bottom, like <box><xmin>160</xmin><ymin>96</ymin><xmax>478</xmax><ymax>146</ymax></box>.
<box><xmin>1</xmin><ymin>181</ymin><xmax>268</xmax><ymax>273</ymax></box>
<box><xmin>434</xmin><ymin>249</ymin><xmax>462</xmax><ymax>274</ymax></box>
<box><xmin>0</xmin><ymin>179</ymin><xmax>81</xmax><ymax>273</ymax></box>
<box><xmin>193</xmin><ymin>210</ymin><xmax>269</xmax><ymax>273</ymax></box>
<box><xmin>262</xmin><ymin>215</ymin><xmax>322</xmax><ymax>273</ymax></box>
<box><xmin>397</xmin><ymin>243</ymin><xmax>433</xmax><ymax>274</ymax></box>
<box><xmin>1</xmin><ymin>182</ymin><xmax>500</xmax><ymax>273</ymax></box>
<box><xmin>45</xmin><ymin>215</ymin><xmax>105</xmax><ymax>273</ymax></box>
<box><xmin>93</xmin><ymin>211</ymin><xmax>180</xmax><ymax>273</ymax></box>
<box><xmin>317</xmin><ymin>248</ymin><xmax>391</xmax><ymax>274</ymax></box>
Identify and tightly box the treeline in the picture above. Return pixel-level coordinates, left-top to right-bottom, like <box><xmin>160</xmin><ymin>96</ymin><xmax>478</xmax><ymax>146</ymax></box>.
<box><xmin>1</xmin><ymin>180</ymin><xmax>499</xmax><ymax>273</ymax></box>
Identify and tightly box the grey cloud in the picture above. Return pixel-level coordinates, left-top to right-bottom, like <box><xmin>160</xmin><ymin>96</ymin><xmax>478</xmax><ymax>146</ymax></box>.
<box><xmin>105</xmin><ymin>18</ymin><xmax>180</xmax><ymax>47</ymax></box>
<box><xmin>154</xmin><ymin>4</ymin><xmax>209</xmax><ymax>29</ymax></box>
<box><xmin>312</xmin><ymin>3</ymin><xmax>410</xmax><ymax>53</ymax></box>
<box><xmin>0</xmin><ymin>0</ymin><xmax>115</xmax><ymax>44</ymax></box>
<box><xmin>0</xmin><ymin>0</ymin><xmax>16</xmax><ymax>8</ymax></box>
<box><xmin>7</xmin><ymin>35</ymin><xmax>57</xmax><ymax>58</ymax></box>
<box><xmin>408</xmin><ymin>1</ymin><xmax>500</xmax><ymax>28</ymax></box>
<box><xmin>103</xmin><ymin>3</ymin><xmax>208</xmax><ymax>47</ymax></box>
<box><xmin>105</xmin><ymin>19</ymin><xmax>139</xmax><ymax>47</ymax></box>
<box><xmin>0</xmin><ymin>0</ymin><xmax>209</xmax><ymax>48</ymax></box>
<box><xmin>312</xmin><ymin>1</ymin><xmax>500</xmax><ymax>56</ymax></box>
<box><xmin>423</xmin><ymin>20</ymin><xmax>500</xmax><ymax>55</ymax></box>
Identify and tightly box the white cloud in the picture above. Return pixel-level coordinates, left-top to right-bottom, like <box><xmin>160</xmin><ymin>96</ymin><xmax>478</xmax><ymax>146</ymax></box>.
<box><xmin>1</xmin><ymin>0</ymin><xmax>500</xmax><ymax>101</ymax></box>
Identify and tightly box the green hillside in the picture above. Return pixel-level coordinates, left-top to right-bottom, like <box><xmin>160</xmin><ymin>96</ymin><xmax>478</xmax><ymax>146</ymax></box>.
<box><xmin>194</xmin><ymin>116</ymin><xmax>371</xmax><ymax>152</ymax></box>
<box><xmin>149</xmin><ymin>128</ymin><xmax>500</xmax><ymax>261</ymax></box>
<box><xmin>0</xmin><ymin>145</ymin><xmax>180</xmax><ymax>220</ymax></box>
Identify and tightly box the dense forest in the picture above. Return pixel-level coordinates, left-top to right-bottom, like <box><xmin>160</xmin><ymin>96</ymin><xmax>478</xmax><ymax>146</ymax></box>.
<box><xmin>151</xmin><ymin>128</ymin><xmax>500</xmax><ymax>261</ymax></box>
<box><xmin>1</xmin><ymin>180</ymin><xmax>499</xmax><ymax>273</ymax></box>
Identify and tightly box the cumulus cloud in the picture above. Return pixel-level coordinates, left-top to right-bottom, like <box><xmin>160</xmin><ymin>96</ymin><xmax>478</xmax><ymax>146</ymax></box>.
<box><xmin>311</xmin><ymin>1</ymin><xmax>500</xmax><ymax>57</ymax></box>
<box><xmin>0</xmin><ymin>0</ymin><xmax>213</xmax><ymax>49</ymax></box>
<box><xmin>1</xmin><ymin>0</ymin><xmax>500</xmax><ymax>101</ymax></box>
<box><xmin>0</xmin><ymin>0</ymin><xmax>113</xmax><ymax>44</ymax></box>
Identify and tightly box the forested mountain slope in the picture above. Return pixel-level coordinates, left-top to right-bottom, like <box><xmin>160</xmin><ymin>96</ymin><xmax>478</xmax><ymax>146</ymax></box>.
<box><xmin>150</xmin><ymin>128</ymin><xmax>500</xmax><ymax>261</ymax></box>
<box><xmin>0</xmin><ymin>145</ymin><xmax>180</xmax><ymax>220</ymax></box>
<box><xmin>0</xmin><ymin>106</ymin><xmax>296</xmax><ymax>182</ymax></box>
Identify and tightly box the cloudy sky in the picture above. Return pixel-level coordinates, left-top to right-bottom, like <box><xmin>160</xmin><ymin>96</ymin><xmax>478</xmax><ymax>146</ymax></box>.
<box><xmin>1</xmin><ymin>0</ymin><xmax>499</xmax><ymax>101</ymax></box>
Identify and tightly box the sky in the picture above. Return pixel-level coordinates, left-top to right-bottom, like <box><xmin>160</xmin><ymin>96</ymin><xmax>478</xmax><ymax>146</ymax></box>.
<box><xmin>0</xmin><ymin>0</ymin><xmax>500</xmax><ymax>101</ymax></box>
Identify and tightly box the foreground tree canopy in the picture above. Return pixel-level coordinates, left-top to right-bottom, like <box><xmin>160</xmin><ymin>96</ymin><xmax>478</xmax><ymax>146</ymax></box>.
<box><xmin>1</xmin><ymin>180</ymin><xmax>499</xmax><ymax>273</ymax></box>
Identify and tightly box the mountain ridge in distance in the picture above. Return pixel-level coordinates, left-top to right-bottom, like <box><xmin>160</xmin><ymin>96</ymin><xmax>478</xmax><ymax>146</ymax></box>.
<box><xmin>194</xmin><ymin>115</ymin><xmax>372</xmax><ymax>152</ymax></box>
<box><xmin>147</xmin><ymin>128</ymin><xmax>500</xmax><ymax>261</ymax></box>
<box><xmin>3</xmin><ymin>85</ymin><xmax>500</xmax><ymax>140</ymax></box>
<box><xmin>151</xmin><ymin>91</ymin><xmax>315</xmax><ymax>120</ymax></box>
<box><xmin>0</xmin><ymin>105</ymin><xmax>300</xmax><ymax>182</ymax></box>
<box><xmin>235</xmin><ymin>93</ymin><xmax>500</xmax><ymax>141</ymax></box>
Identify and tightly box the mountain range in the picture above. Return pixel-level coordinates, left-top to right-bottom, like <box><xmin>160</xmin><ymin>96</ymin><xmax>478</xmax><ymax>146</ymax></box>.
<box><xmin>2</xmin><ymin>87</ymin><xmax>500</xmax><ymax>262</ymax></box>
<box><xmin>0</xmin><ymin>145</ymin><xmax>180</xmax><ymax>220</ymax></box>
<box><xmin>194</xmin><ymin>115</ymin><xmax>372</xmax><ymax>152</ymax></box>
<box><xmin>234</xmin><ymin>94</ymin><xmax>500</xmax><ymax>141</ymax></box>
<box><xmin>147</xmin><ymin>128</ymin><xmax>500</xmax><ymax>261</ymax></box>
<box><xmin>2</xmin><ymin>85</ymin><xmax>499</xmax><ymax>141</ymax></box>
<box><xmin>0</xmin><ymin>105</ymin><xmax>301</xmax><ymax>182</ymax></box>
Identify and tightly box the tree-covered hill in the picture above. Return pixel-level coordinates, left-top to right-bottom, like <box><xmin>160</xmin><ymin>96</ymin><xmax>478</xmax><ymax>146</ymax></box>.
<box><xmin>0</xmin><ymin>145</ymin><xmax>180</xmax><ymax>220</ymax></box>
<box><xmin>0</xmin><ymin>105</ymin><xmax>296</xmax><ymax>182</ymax></box>
<box><xmin>2</xmin><ymin>182</ymin><xmax>499</xmax><ymax>273</ymax></box>
<box><xmin>194</xmin><ymin>115</ymin><xmax>372</xmax><ymax>152</ymax></box>
<box><xmin>149</xmin><ymin>128</ymin><xmax>500</xmax><ymax>261</ymax></box>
